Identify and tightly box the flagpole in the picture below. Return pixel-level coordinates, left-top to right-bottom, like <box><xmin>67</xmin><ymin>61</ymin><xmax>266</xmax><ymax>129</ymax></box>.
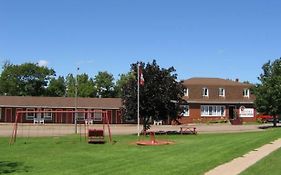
<box><xmin>137</xmin><ymin>64</ymin><xmax>140</xmax><ymax>137</ymax></box>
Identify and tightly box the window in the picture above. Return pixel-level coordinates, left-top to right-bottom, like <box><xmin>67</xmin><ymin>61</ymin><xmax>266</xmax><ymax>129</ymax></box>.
<box><xmin>94</xmin><ymin>111</ymin><xmax>103</xmax><ymax>121</ymax></box>
<box><xmin>87</xmin><ymin>110</ymin><xmax>93</xmax><ymax>120</ymax></box>
<box><xmin>0</xmin><ymin>108</ymin><xmax>2</xmax><ymax>120</ymax></box>
<box><xmin>44</xmin><ymin>109</ymin><xmax>52</xmax><ymax>120</ymax></box>
<box><xmin>243</xmin><ymin>89</ymin><xmax>250</xmax><ymax>98</ymax></box>
<box><xmin>184</xmin><ymin>88</ymin><xmax>189</xmax><ymax>97</ymax></box>
<box><xmin>219</xmin><ymin>88</ymin><xmax>225</xmax><ymax>97</ymax></box>
<box><xmin>77</xmin><ymin>110</ymin><xmax>85</xmax><ymax>121</ymax></box>
<box><xmin>202</xmin><ymin>87</ymin><xmax>209</xmax><ymax>97</ymax></box>
<box><xmin>26</xmin><ymin>108</ymin><xmax>35</xmax><ymax>120</ymax></box>
<box><xmin>201</xmin><ymin>105</ymin><xmax>225</xmax><ymax>116</ymax></box>
<box><xmin>180</xmin><ymin>105</ymin><xmax>189</xmax><ymax>116</ymax></box>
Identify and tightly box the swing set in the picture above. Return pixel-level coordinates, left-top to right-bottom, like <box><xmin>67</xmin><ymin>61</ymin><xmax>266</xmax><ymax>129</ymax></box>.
<box><xmin>9</xmin><ymin>110</ymin><xmax>112</xmax><ymax>145</ymax></box>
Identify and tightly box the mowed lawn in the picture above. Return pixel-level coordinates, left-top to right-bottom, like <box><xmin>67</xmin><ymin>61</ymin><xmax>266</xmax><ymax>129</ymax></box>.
<box><xmin>240</xmin><ymin>146</ymin><xmax>281</xmax><ymax>175</ymax></box>
<box><xmin>1</xmin><ymin>129</ymin><xmax>281</xmax><ymax>175</ymax></box>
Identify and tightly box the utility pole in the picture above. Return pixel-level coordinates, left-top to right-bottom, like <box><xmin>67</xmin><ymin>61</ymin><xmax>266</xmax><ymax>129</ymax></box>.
<box><xmin>74</xmin><ymin>67</ymin><xmax>79</xmax><ymax>134</ymax></box>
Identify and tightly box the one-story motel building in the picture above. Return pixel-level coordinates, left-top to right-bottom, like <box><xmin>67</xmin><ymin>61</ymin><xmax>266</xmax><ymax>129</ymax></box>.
<box><xmin>0</xmin><ymin>77</ymin><xmax>257</xmax><ymax>124</ymax></box>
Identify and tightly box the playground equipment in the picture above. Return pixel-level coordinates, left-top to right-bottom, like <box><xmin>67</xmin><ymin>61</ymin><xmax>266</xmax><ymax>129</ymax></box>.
<box><xmin>9</xmin><ymin>110</ymin><xmax>112</xmax><ymax>145</ymax></box>
<box><xmin>136</xmin><ymin>131</ymin><xmax>174</xmax><ymax>146</ymax></box>
<box><xmin>88</xmin><ymin>129</ymin><xmax>105</xmax><ymax>144</ymax></box>
<box><xmin>85</xmin><ymin>110</ymin><xmax>112</xmax><ymax>144</ymax></box>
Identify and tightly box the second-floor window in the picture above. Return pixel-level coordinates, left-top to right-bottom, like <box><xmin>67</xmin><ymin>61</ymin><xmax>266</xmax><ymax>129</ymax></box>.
<box><xmin>219</xmin><ymin>88</ymin><xmax>225</xmax><ymax>97</ymax></box>
<box><xmin>184</xmin><ymin>88</ymin><xmax>189</xmax><ymax>96</ymax></box>
<box><xmin>202</xmin><ymin>87</ymin><xmax>209</xmax><ymax>97</ymax></box>
<box><xmin>243</xmin><ymin>89</ymin><xmax>250</xmax><ymax>98</ymax></box>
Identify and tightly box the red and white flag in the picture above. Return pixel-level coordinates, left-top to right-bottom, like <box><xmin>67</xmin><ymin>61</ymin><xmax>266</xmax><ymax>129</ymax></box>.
<box><xmin>139</xmin><ymin>65</ymin><xmax>144</xmax><ymax>86</ymax></box>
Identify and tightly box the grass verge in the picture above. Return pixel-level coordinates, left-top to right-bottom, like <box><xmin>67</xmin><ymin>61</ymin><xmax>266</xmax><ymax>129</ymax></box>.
<box><xmin>1</xmin><ymin>128</ymin><xmax>281</xmax><ymax>175</ymax></box>
<box><xmin>240</xmin><ymin>147</ymin><xmax>281</xmax><ymax>175</ymax></box>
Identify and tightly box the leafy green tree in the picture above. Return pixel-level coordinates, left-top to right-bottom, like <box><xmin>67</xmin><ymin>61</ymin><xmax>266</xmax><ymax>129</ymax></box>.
<box><xmin>77</xmin><ymin>73</ymin><xmax>96</xmax><ymax>97</ymax></box>
<box><xmin>65</xmin><ymin>73</ymin><xmax>96</xmax><ymax>97</ymax></box>
<box><xmin>122</xmin><ymin>60</ymin><xmax>184</xmax><ymax>131</ymax></box>
<box><xmin>0</xmin><ymin>62</ymin><xmax>55</xmax><ymax>96</ymax></box>
<box><xmin>115</xmin><ymin>72</ymin><xmax>134</xmax><ymax>97</ymax></box>
<box><xmin>65</xmin><ymin>74</ymin><xmax>76</xmax><ymax>97</ymax></box>
<box><xmin>46</xmin><ymin>76</ymin><xmax>66</xmax><ymax>97</ymax></box>
<box><xmin>253</xmin><ymin>58</ymin><xmax>281</xmax><ymax>127</ymax></box>
<box><xmin>94</xmin><ymin>71</ymin><xmax>116</xmax><ymax>98</ymax></box>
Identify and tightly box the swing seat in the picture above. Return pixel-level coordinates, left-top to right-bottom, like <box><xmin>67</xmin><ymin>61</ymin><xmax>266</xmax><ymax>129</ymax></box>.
<box><xmin>88</xmin><ymin>129</ymin><xmax>105</xmax><ymax>144</ymax></box>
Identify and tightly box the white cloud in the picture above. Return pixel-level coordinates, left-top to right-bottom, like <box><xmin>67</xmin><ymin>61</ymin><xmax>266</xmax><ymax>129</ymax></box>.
<box><xmin>38</xmin><ymin>60</ymin><xmax>48</xmax><ymax>67</ymax></box>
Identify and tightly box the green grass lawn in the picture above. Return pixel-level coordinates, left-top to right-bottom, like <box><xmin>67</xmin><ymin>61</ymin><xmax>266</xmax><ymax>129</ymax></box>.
<box><xmin>240</xmin><ymin>147</ymin><xmax>281</xmax><ymax>175</ymax></box>
<box><xmin>1</xmin><ymin>129</ymin><xmax>281</xmax><ymax>175</ymax></box>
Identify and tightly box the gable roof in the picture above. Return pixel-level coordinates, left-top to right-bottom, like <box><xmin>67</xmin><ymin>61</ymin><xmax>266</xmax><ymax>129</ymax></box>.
<box><xmin>181</xmin><ymin>77</ymin><xmax>255</xmax><ymax>104</ymax></box>
<box><xmin>0</xmin><ymin>96</ymin><xmax>122</xmax><ymax>109</ymax></box>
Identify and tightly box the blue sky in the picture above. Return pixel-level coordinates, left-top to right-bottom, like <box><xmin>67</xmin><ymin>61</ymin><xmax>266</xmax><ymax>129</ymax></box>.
<box><xmin>0</xmin><ymin>0</ymin><xmax>280</xmax><ymax>83</ymax></box>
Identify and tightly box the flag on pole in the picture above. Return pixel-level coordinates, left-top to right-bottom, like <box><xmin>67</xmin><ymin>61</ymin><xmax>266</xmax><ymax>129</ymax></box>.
<box><xmin>139</xmin><ymin>65</ymin><xmax>144</xmax><ymax>86</ymax></box>
<box><xmin>137</xmin><ymin>63</ymin><xmax>144</xmax><ymax>137</ymax></box>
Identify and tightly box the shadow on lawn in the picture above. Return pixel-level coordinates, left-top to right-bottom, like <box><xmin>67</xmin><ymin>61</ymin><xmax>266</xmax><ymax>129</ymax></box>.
<box><xmin>0</xmin><ymin>161</ymin><xmax>31</xmax><ymax>174</ymax></box>
<box><xmin>258</xmin><ymin>125</ymin><xmax>281</xmax><ymax>129</ymax></box>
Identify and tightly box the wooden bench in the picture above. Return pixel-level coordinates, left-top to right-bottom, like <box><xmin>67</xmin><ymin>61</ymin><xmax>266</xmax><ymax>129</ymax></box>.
<box><xmin>180</xmin><ymin>126</ymin><xmax>197</xmax><ymax>135</ymax></box>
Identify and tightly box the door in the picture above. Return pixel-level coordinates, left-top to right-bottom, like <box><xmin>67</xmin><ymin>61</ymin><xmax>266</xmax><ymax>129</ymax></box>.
<box><xmin>66</xmin><ymin>109</ymin><xmax>73</xmax><ymax>124</ymax></box>
<box><xmin>5</xmin><ymin>108</ymin><xmax>13</xmax><ymax>123</ymax></box>
<box><xmin>16</xmin><ymin>108</ymin><xmax>23</xmax><ymax>123</ymax></box>
<box><xmin>55</xmin><ymin>109</ymin><xmax>63</xmax><ymax>123</ymax></box>
<box><xmin>229</xmin><ymin>106</ymin><xmax>235</xmax><ymax>119</ymax></box>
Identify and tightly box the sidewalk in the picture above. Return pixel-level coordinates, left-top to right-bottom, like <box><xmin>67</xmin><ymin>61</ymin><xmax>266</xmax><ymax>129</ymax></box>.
<box><xmin>205</xmin><ymin>138</ymin><xmax>281</xmax><ymax>175</ymax></box>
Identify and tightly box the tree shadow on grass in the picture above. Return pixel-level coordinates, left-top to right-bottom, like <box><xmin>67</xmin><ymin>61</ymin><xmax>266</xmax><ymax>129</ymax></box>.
<box><xmin>258</xmin><ymin>125</ymin><xmax>281</xmax><ymax>129</ymax></box>
<box><xmin>0</xmin><ymin>161</ymin><xmax>31</xmax><ymax>174</ymax></box>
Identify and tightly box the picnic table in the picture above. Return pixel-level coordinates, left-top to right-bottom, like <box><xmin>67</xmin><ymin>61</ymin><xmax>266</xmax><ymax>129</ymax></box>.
<box><xmin>180</xmin><ymin>126</ymin><xmax>197</xmax><ymax>135</ymax></box>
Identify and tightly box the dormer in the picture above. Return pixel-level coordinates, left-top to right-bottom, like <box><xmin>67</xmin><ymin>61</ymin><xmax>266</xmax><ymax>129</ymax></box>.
<box><xmin>219</xmin><ymin>88</ymin><xmax>225</xmax><ymax>97</ymax></box>
<box><xmin>202</xmin><ymin>87</ymin><xmax>209</xmax><ymax>97</ymax></box>
<box><xmin>184</xmin><ymin>88</ymin><xmax>189</xmax><ymax>97</ymax></box>
<box><xmin>243</xmin><ymin>88</ymin><xmax>250</xmax><ymax>98</ymax></box>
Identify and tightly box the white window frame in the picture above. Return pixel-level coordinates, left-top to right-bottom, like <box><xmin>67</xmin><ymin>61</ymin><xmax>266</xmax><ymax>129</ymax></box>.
<box><xmin>77</xmin><ymin>110</ymin><xmax>86</xmax><ymax>121</ymax></box>
<box><xmin>44</xmin><ymin>109</ymin><xmax>52</xmax><ymax>120</ymax></box>
<box><xmin>93</xmin><ymin>111</ymin><xmax>103</xmax><ymax>121</ymax></box>
<box><xmin>219</xmin><ymin>88</ymin><xmax>225</xmax><ymax>97</ymax></box>
<box><xmin>181</xmin><ymin>105</ymin><xmax>189</xmax><ymax>117</ymax></box>
<box><xmin>243</xmin><ymin>89</ymin><xmax>250</xmax><ymax>98</ymax></box>
<box><xmin>201</xmin><ymin>105</ymin><xmax>225</xmax><ymax>117</ymax></box>
<box><xmin>184</xmin><ymin>88</ymin><xmax>189</xmax><ymax>97</ymax></box>
<box><xmin>87</xmin><ymin>110</ymin><xmax>93</xmax><ymax>120</ymax></box>
<box><xmin>26</xmin><ymin>108</ymin><xmax>35</xmax><ymax>120</ymax></box>
<box><xmin>202</xmin><ymin>87</ymin><xmax>209</xmax><ymax>97</ymax></box>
